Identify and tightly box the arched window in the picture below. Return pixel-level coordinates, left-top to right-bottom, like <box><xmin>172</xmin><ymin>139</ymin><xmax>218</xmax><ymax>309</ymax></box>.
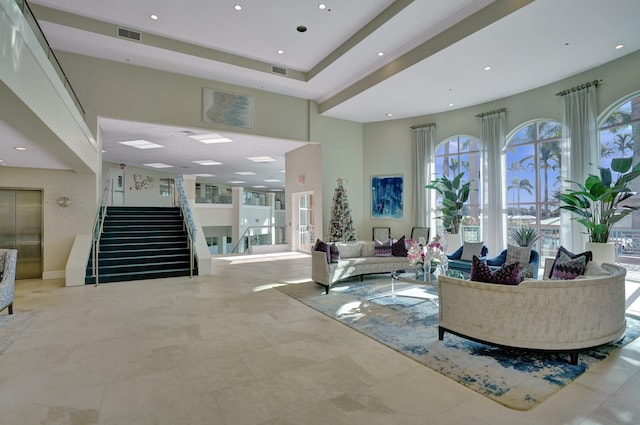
<box><xmin>433</xmin><ymin>135</ymin><xmax>481</xmax><ymax>240</ymax></box>
<box><xmin>505</xmin><ymin>120</ymin><xmax>561</xmax><ymax>257</ymax></box>
<box><xmin>598</xmin><ymin>92</ymin><xmax>640</xmax><ymax>259</ymax></box>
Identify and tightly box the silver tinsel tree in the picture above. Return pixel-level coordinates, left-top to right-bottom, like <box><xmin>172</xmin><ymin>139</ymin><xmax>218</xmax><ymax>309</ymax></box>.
<box><xmin>329</xmin><ymin>178</ymin><xmax>357</xmax><ymax>241</ymax></box>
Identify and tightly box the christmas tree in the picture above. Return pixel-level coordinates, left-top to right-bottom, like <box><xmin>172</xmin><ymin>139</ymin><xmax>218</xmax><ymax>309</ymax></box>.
<box><xmin>329</xmin><ymin>178</ymin><xmax>357</xmax><ymax>241</ymax></box>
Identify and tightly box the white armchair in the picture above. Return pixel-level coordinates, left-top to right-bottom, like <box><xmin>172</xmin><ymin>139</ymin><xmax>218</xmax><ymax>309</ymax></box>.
<box><xmin>0</xmin><ymin>249</ymin><xmax>17</xmax><ymax>315</ymax></box>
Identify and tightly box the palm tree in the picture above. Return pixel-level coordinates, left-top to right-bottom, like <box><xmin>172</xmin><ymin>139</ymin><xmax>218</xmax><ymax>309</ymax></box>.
<box><xmin>508</xmin><ymin>177</ymin><xmax>534</xmax><ymax>215</ymax></box>
<box><xmin>539</xmin><ymin>140</ymin><xmax>561</xmax><ymax>217</ymax></box>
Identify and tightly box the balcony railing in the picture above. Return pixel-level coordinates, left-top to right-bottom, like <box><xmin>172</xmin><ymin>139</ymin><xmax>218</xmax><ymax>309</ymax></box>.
<box><xmin>17</xmin><ymin>0</ymin><xmax>85</xmax><ymax>118</ymax></box>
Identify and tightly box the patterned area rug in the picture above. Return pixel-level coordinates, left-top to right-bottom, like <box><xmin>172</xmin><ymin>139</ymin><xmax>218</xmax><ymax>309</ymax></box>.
<box><xmin>277</xmin><ymin>278</ymin><xmax>640</xmax><ymax>411</ymax></box>
<box><xmin>0</xmin><ymin>312</ymin><xmax>39</xmax><ymax>356</ymax></box>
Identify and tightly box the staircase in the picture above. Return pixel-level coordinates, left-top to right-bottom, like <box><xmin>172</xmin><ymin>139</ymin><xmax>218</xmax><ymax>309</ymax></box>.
<box><xmin>85</xmin><ymin>206</ymin><xmax>197</xmax><ymax>284</ymax></box>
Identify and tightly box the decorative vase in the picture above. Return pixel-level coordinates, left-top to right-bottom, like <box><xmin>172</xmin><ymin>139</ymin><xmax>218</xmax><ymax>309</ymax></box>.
<box><xmin>585</xmin><ymin>242</ymin><xmax>616</xmax><ymax>265</ymax></box>
<box><xmin>445</xmin><ymin>232</ymin><xmax>462</xmax><ymax>254</ymax></box>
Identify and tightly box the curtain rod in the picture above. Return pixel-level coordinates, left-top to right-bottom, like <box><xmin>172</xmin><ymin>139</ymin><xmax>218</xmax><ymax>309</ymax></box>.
<box><xmin>555</xmin><ymin>79</ymin><xmax>602</xmax><ymax>96</ymax></box>
<box><xmin>475</xmin><ymin>108</ymin><xmax>507</xmax><ymax>118</ymax></box>
<box><xmin>410</xmin><ymin>122</ymin><xmax>436</xmax><ymax>129</ymax></box>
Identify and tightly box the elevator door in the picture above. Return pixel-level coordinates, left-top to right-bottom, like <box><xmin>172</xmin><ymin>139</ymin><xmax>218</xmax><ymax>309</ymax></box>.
<box><xmin>0</xmin><ymin>189</ymin><xmax>43</xmax><ymax>279</ymax></box>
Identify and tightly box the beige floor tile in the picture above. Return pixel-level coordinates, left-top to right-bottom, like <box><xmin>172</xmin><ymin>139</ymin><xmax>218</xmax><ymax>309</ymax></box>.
<box><xmin>3</xmin><ymin>252</ymin><xmax>640</xmax><ymax>424</ymax></box>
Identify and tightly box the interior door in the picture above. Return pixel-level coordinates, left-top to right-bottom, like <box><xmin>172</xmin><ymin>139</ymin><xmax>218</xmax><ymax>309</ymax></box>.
<box><xmin>296</xmin><ymin>192</ymin><xmax>314</xmax><ymax>253</ymax></box>
<box><xmin>109</xmin><ymin>167</ymin><xmax>125</xmax><ymax>206</ymax></box>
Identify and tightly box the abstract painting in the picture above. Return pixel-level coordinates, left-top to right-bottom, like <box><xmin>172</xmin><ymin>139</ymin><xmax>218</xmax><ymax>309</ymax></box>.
<box><xmin>371</xmin><ymin>175</ymin><xmax>403</xmax><ymax>219</ymax></box>
<box><xmin>202</xmin><ymin>88</ymin><xmax>252</xmax><ymax>128</ymax></box>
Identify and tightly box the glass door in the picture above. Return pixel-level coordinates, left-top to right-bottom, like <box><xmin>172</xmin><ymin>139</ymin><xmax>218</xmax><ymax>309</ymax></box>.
<box><xmin>297</xmin><ymin>193</ymin><xmax>314</xmax><ymax>253</ymax></box>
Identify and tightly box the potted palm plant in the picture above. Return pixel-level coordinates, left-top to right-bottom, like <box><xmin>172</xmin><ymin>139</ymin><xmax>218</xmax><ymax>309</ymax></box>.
<box><xmin>425</xmin><ymin>172</ymin><xmax>475</xmax><ymax>252</ymax></box>
<box><xmin>557</xmin><ymin>157</ymin><xmax>640</xmax><ymax>262</ymax></box>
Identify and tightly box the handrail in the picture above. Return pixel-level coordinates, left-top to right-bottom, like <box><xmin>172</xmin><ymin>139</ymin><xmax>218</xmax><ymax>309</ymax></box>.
<box><xmin>230</xmin><ymin>225</ymin><xmax>286</xmax><ymax>254</ymax></box>
<box><xmin>19</xmin><ymin>0</ymin><xmax>86</xmax><ymax>118</ymax></box>
<box><xmin>175</xmin><ymin>176</ymin><xmax>196</xmax><ymax>277</ymax></box>
<box><xmin>91</xmin><ymin>177</ymin><xmax>112</xmax><ymax>286</ymax></box>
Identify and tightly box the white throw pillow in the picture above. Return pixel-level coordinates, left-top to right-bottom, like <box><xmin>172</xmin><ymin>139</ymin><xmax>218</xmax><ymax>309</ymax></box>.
<box><xmin>334</xmin><ymin>242</ymin><xmax>361</xmax><ymax>258</ymax></box>
<box><xmin>360</xmin><ymin>241</ymin><xmax>375</xmax><ymax>257</ymax></box>
<box><xmin>461</xmin><ymin>241</ymin><xmax>484</xmax><ymax>261</ymax></box>
<box><xmin>582</xmin><ymin>261</ymin><xmax>610</xmax><ymax>276</ymax></box>
<box><xmin>506</xmin><ymin>244</ymin><xmax>531</xmax><ymax>266</ymax></box>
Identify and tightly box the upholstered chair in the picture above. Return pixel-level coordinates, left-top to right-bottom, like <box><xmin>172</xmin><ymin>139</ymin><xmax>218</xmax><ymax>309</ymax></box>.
<box><xmin>0</xmin><ymin>249</ymin><xmax>17</xmax><ymax>315</ymax></box>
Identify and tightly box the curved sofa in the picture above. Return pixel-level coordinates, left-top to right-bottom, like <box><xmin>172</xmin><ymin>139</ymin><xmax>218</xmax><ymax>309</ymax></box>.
<box><xmin>437</xmin><ymin>261</ymin><xmax>626</xmax><ymax>364</ymax></box>
<box><xmin>311</xmin><ymin>241</ymin><xmax>410</xmax><ymax>294</ymax></box>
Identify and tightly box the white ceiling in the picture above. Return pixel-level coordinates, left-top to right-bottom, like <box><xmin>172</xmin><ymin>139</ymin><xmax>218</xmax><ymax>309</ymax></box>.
<box><xmin>3</xmin><ymin>0</ymin><xmax>640</xmax><ymax>190</ymax></box>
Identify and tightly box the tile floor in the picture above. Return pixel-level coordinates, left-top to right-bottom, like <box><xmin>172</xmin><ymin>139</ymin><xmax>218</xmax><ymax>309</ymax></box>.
<box><xmin>1</xmin><ymin>252</ymin><xmax>640</xmax><ymax>424</ymax></box>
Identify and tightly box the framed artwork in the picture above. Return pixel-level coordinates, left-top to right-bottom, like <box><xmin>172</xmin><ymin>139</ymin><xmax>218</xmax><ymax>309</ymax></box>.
<box><xmin>371</xmin><ymin>175</ymin><xmax>403</xmax><ymax>219</ymax></box>
<box><xmin>202</xmin><ymin>88</ymin><xmax>252</xmax><ymax>128</ymax></box>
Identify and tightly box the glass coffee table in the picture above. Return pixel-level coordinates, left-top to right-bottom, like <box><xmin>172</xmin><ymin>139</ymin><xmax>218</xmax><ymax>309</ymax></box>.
<box><xmin>366</xmin><ymin>267</ymin><xmax>469</xmax><ymax>302</ymax></box>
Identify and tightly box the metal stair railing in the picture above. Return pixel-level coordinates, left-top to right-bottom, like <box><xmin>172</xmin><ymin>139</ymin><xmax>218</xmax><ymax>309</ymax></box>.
<box><xmin>91</xmin><ymin>177</ymin><xmax>112</xmax><ymax>286</ymax></box>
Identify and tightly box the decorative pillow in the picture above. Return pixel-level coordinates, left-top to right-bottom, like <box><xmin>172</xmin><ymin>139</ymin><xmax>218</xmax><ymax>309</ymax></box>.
<box><xmin>461</xmin><ymin>241</ymin><xmax>484</xmax><ymax>261</ymax></box>
<box><xmin>391</xmin><ymin>235</ymin><xmax>408</xmax><ymax>257</ymax></box>
<box><xmin>335</xmin><ymin>242</ymin><xmax>361</xmax><ymax>258</ymax></box>
<box><xmin>548</xmin><ymin>246</ymin><xmax>592</xmax><ymax>278</ymax></box>
<box><xmin>374</xmin><ymin>238</ymin><xmax>393</xmax><ymax>256</ymax></box>
<box><xmin>582</xmin><ymin>261</ymin><xmax>610</xmax><ymax>277</ymax></box>
<box><xmin>360</xmin><ymin>241</ymin><xmax>375</xmax><ymax>257</ymax></box>
<box><xmin>518</xmin><ymin>264</ymin><xmax>534</xmax><ymax>281</ymax></box>
<box><xmin>506</xmin><ymin>244</ymin><xmax>531</xmax><ymax>266</ymax></box>
<box><xmin>470</xmin><ymin>255</ymin><xmax>521</xmax><ymax>285</ymax></box>
<box><xmin>470</xmin><ymin>255</ymin><xmax>493</xmax><ymax>282</ymax></box>
<box><xmin>493</xmin><ymin>262</ymin><xmax>521</xmax><ymax>285</ymax></box>
<box><xmin>313</xmin><ymin>239</ymin><xmax>330</xmax><ymax>264</ymax></box>
<box><xmin>550</xmin><ymin>251</ymin><xmax>587</xmax><ymax>280</ymax></box>
<box><xmin>329</xmin><ymin>244</ymin><xmax>340</xmax><ymax>263</ymax></box>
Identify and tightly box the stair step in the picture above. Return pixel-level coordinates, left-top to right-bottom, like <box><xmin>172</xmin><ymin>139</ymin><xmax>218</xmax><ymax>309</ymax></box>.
<box><xmin>85</xmin><ymin>268</ymin><xmax>194</xmax><ymax>284</ymax></box>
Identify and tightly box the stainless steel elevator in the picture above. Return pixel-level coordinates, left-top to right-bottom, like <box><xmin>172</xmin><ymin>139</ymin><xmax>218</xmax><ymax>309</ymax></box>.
<box><xmin>0</xmin><ymin>189</ymin><xmax>43</xmax><ymax>279</ymax></box>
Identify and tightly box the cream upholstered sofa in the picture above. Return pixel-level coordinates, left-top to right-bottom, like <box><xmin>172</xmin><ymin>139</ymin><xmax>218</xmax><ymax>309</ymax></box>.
<box><xmin>311</xmin><ymin>240</ymin><xmax>411</xmax><ymax>294</ymax></box>
<box><xmin>437</xmin><ymin>259</ymin><xmax>627</xmax><ymax>364</ymax></box>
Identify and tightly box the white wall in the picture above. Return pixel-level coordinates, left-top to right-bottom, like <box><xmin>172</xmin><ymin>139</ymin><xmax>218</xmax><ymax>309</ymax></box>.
<box><xmin>361</xmin><ymin>50</ymin><xmax>640</xmax><ymax>241</ymax></box>
<box><xmin>0</xmin><ymin>167</ymin><xmax>96</xmax><ymax>277</ymax></box>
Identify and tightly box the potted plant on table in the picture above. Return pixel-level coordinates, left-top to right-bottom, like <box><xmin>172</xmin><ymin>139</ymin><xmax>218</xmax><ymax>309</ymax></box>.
<box><xmin>556</xmin><ymin>157</ymin><xmax>640</xmax><ymax>263</ymax></box>
<box><xmin>425</xmin><ymin>172</ymin><xmax>475</xmax><ymax>252</ymax></box>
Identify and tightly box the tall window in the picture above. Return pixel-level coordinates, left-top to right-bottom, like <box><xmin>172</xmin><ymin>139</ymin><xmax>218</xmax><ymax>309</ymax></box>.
<box><xmin>433</xmin><ymin>136</ymin><xmax>481</xmax><ymax>239</ymax></box>
<box><xmin>599</xmin><ymin>93</ymin><xmax>640</xmax><ymax>257</ymax></box>
<box><xmin>505</xmin><ymin>120</ymin><xmax>561</xmax><ymax>256</ymax></box>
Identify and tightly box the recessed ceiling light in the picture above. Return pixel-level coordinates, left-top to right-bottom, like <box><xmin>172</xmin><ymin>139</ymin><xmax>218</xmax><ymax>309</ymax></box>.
<box><xmin>449</xmin><ymin>103</ymin><xmax>454</xmax><ymax>107</ymax></box>
<box><xmin>144</xmin><ymin>163</ymin><xmax>173</xmax><ymax>168</ymax></box>
<box><xmin>378</xmin><ymin>52</ymin><xmax>384</xmax><ymax>57</ymax></box>
<box><xmin>247</xmin><ymin>156</ymin><xmax>275</xmax><ymax>163</ymax></box>
<box><xmin>252</xmin><ymin>185</ymin><xmax>267</xmax><ymax>188</ymax></box>
<box><xmin>264</xmin><ymin>179</ymin><xmax>280</xmax><ymax>183</ymax></box>
<box><xmin>277</xmin><ymin>50</ymin><xmax>284</xmax><ymax>55</ymax></box>
<box><xmin>234</xmin><ymin>5</ymin><xmax>242</xmax><ymax>11</ymax></box>
<box><xmin>385</xmin><ymin>113</ymin><xmax>393</xmax><ymax>117</ymax></box>
<box><xmin>484</xmin><ymin>66</ymin><xmax>492</xmax><ymax>71</ymax></box>
<box><xmin>235</xmin><ymin>171</ymin><xmax>256</xmax><ymax>176</ymax></box>
<box><xmin>189</xmin><ymin>133</ymin><xmax>233</xmax><ymax>144</ymax></box>
<box><xmin>14</xmin><ymin>147</ymin><xmax>27</xmax><ymax>151</ymax></box>
<box><xmin>228</xmin><ymin>180</ymin><xmax>246</xmax><ymax>184</ymax></box>
<box><xmin>297</xmin><ymin>25</ymin><xmax>307</xmax><ymax>33</ymax></box>
<box><xmin>149</xmin><ymin>14</ymin><xmax>158</xmax><ymax>20</ymax></box>
<box><xmin>614</xmin><ymin>44</ymin><xmax>624</xmax><ymax>50</ymax></box>
<box><xmin>318</xmin><ymin>3</ymin><xmax>327</xmax><ymax>10</ymax></box>
<box><xmin>193</xmin><ymin>174</ymin><xmax>215</xmax><ymax>177</ymax></box>
<box><xmin>119</xmin><ymin>140</ymin><xmax>164</xmax><ymax>149</ymax></box>
<box><xmin>278</xmin><ymin>169</ymin><xmax>285</xmax><ymax>173</ymax></box>
<box><xmin>192</xmin><ymin>160</ymin><xmax>222</xmax><ymax>166</ymax></box>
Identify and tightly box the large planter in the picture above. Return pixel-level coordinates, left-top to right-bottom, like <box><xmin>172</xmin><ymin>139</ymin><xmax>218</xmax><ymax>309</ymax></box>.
<box><xmin>586</xmin><ymin>241</ymin><xmax>616</xmax><ymax>264</ymax></box>
<box><xmin>445</xmin><ymin>232</ymin><xmax>462</xmax><ymax>254</ymax></box>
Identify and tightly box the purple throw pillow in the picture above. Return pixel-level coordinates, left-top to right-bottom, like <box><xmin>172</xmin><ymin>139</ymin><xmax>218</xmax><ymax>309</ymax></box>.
<box><xmin>313</xmin><ymin>239</ymin><xmax>330</xmax><ymax>264</ymax></box>
<box><xmin>549</xmin><ymin>246</ymin><xmax>592</xmax><ymax>278</ymax></box>
<box><xmin>329</xmin><ymin>244</ymin><xmax>340</xmax><ymax>263</ymax></box>
<box><xmin>470</xmin><ymin>255</ymin><xmax>521</xmax><ymax>285</ymax></box>
<box><xmin>391</xmin><ymin>235</ymin><xmax>408</xmax><ymax>257</ymax></box>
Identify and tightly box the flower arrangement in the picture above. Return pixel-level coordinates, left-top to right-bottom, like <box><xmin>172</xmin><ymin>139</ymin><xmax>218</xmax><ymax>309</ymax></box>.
<box><xmin>406</xmin><ymin>234</ymin><xmax>446</xmax><ymax>270</ymax></box>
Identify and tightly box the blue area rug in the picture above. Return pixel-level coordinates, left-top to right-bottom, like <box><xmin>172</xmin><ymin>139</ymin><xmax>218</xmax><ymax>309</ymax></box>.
<box><xmin>277</xmin><ymin>278</ymin><xmax>640</xmax><ymax>411</ymax></box>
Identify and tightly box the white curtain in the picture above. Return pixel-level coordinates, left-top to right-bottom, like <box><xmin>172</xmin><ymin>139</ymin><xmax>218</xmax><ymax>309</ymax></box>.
<box><xmin>560</xmin><ymin>85</ymin><xmax>598</xmax><ymax>252</ymax></box>
<box><xmin>479</xmin><ymin>111</ymin><xmax>507</xmax><ymax>256</ymax></box>
<box><xmin>412</xmin><ymin>125</ymin><xmax>436</xmax><ymax>230</ymax></box>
